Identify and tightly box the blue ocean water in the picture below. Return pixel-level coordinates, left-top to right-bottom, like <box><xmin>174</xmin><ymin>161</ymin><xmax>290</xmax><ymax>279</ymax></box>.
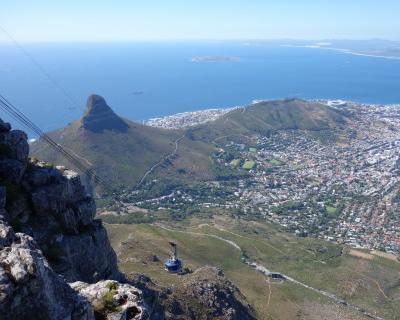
<box><xmin>0</xmin><ymin>41</ymin><xmax>400</xmax><ymax>134</ymax></box>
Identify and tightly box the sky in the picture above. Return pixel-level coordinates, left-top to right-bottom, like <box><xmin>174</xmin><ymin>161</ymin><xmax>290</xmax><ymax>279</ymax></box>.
<box><xmin>1</xmin><ymin>0</ymin><xmax>400</xmax><ymax>42</ymax></box>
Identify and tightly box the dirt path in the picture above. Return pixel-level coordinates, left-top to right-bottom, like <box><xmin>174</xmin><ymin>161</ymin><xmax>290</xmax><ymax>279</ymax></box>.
<box><xmin>152</xmin><ymin>223</ymin><xmax>385</xmax><ymax>320</ymax></box>
<box><xmin>137</xmin><ymin>135</ymin><xmax>185</xmax><ymax>187</ymax></box>
<box><xmin>62</xmin><ymin>145</ymin><xmax>93</xmax><ymax>167</ymax></box>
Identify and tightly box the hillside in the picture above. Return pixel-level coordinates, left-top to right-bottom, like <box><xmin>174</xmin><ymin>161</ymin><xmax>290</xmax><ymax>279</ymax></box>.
<box><xmin>31</xmin><ymin>95</ymin><xmax>216</xmax><ymax>190</ymax></box>
<box><xmin>188</xmin><ymin>98</ymin><xmax>348</xmax><ymax>143</ymax></box>
<box><xmin>31</xmin><ymin>96</ymin><xmax>347</xmax><ymax>192</ymax></box>
<box><xmin>106</xmin><ymin>216</ymin><xmax>400</xmax><ymax>320</ymax></box>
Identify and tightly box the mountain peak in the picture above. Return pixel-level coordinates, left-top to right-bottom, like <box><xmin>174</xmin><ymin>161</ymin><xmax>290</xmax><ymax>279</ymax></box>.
<box><xmin>82</xmin><ymin>94</ymin><xmax>128</xmax><ymax>133</ymax></box>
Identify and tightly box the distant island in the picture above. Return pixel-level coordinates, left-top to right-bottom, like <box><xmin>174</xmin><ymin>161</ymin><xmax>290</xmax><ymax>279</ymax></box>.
<box><xmin>191</xmin><ymin>56</ymin><xmax>240</xmax><ymax>63</ymax></box>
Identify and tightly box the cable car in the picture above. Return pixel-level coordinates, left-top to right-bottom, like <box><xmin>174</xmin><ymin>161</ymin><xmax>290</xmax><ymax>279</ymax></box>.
<box><xmin>164</xmin><ymin>241</ymin><xmax>183</xmax><ymax>273</ymax></box>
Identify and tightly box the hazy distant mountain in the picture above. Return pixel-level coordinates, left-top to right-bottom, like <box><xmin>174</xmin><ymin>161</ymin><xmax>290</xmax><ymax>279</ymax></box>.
<box><xmin>30</xmin><ymin>96</ymin><xmax>347</xmax><ymax>191</ymax></box>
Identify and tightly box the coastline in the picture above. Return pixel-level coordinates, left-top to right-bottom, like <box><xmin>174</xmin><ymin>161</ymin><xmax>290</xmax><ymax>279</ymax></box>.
<box><xmin>282</xmin><ymin>44</ymin><xmax>400</xmax><ymax>60</ymax></box>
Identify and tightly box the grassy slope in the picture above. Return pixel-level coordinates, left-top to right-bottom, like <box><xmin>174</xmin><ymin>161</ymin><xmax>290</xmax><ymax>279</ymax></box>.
<box><xmin>188</xmin><ymin>99</ymin><xmax>347</xmax><ymax>144</ymax></box>
<box><xmin>31</xmin><ymin>119</ymin><xmax>218</xmax><ymax>189</ymax></box>
<box><xmin>105</xmin><ymin>217</ymin><xmax>399</xmax><ymax>320</ymax></box>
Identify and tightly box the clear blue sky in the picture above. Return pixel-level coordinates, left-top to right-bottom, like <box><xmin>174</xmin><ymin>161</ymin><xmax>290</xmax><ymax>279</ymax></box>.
<box><xmin>1</xmin><ymin>0</ymin><xmax>400</xmax><ymax>42</ymax></box>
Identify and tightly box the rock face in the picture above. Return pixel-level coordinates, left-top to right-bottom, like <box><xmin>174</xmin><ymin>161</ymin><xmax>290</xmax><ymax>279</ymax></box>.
<box><xmin>82</xmin><ymin>95</ymin><xmax>128</xmax><ymax>133</ymax></box>
<box><xmin>128</xmin><ymin>267</ymin><xmax>256</xmax><ymax>320</ymax></box>
<box><xmin>0</xmin><ymin>223</ymin><xmax>94</xmax><ymax>320</ymax></box>
<box><xmin>0</xmin><ymin>119</ymin><xmax>145</xmax><ymax>320</ymax></box>
<box><xmin>178</xmin><ymin>267</ymin><xmax>255</xmax><ymax>320</ymax></box>
<box><xmin>71</xmin><ymin>280</ymin><xmax>145</xmax><ymax>320</ymax></box>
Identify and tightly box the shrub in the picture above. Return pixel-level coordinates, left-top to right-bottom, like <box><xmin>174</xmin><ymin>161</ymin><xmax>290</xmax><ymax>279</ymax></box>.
<box><xmin>105</xmin><ymin>281</ymin><xmax>119</xmax><ymax>291</ymax></box>
<box><xmin>93</xmin><ymin>289</ymin><xmax>121</xmax><ymax>320</ymax></box>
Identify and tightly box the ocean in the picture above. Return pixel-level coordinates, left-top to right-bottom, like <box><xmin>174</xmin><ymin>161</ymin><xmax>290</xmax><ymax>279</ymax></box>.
<box><xmin>1</xmin><ymin>41</ymin><xmax>400</xmax><ymax>134</ymax></box>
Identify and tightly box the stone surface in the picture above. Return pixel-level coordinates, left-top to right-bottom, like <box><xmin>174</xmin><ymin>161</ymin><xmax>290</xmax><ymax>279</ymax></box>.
<box><xmin>0</xmin><ymin>229</ymin><xmax>95</xmax><ymax>320</ymax></box>
<box><xmin>127</xmin><ymin>267</ymin><xmax>257</xmax><ymax>320</ymax></box>
<box><xmin>0</xmin><ymin>118</ymin><xmax>142</xmax><ymax>320</ymax></box>
<box><xmin>82</xmin><ymin>94</ymin><xmax>128</xmax><ymax>133</ymax></box>
<box><xmin>0</xmin><ymin>119</ymin><xmax>11</xmax><ymax>133</ymax></box>
<box><xmin>71</xmin><ymin>280</ymin><xmax>146</xmax><ymax>320</ymax></box>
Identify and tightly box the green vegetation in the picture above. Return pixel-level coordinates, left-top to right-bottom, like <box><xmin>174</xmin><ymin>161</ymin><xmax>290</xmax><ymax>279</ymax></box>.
<box><xmin>105</xmin><ymin>281</ymin><xmax>119</xmax><ymax>291</ymax></box>
<box><xmin>230</xmin><ymin>159</ymin><xmax>240</xmax><ymax>167</ymax></box>
<box><xmin>272</xmin><ymin>200</ymin><xmax>304</xmax><ymax>214</ymax></box>
<box><xmin>192</xmin><ymin>99</ymin><xmax>347</xmax><ymax>144</ymax></box>
<box><xmin>290</xmin><ymin>163</ymin><xmax>304</xmax><ymax>170</ymax></box>
<box><xmin>326</xmin><ymin>206</ymin><xmax>337</xmax><ymax>214</ymax></box>
<box><xmin>269</xmin><ymin>159</ymin><xmax>283</xmax><ymax>166</ymax></box>
<box><xmin>242</xmin><ymin>160</ymin><xmax>255</xmax><ymax>170</ymax></box>
<box><xmin>106</xmin><ymin>217</ymin><xmax>400</xmax><ymax>320</ymax></box>
<box><xmin>100</xmin><ymin>212</ymin><xmax>156</xmax><ymax>224</ymax></box>
<box><xmin>94</xmin><ymin>291</ymin><xmax>121</xmax><ymax>320</ymax></box>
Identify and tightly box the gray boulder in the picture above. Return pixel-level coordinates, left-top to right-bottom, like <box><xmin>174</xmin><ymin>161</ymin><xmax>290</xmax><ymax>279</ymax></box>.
<box><xmin>71</xmin><ymin>280</ymin><xmax>146</xmax><ymax>320</ymax></box>
<box><xmin>0</xmin><ymin>227</ymin><xmax>95</xmax><ymax>320</ymax></box>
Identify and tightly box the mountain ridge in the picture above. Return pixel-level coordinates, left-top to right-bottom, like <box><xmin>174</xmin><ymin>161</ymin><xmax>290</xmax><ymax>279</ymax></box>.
<box><xmin>30</xmin><ymin>95</ymin><xmax>348</xmax><ymax>191</ymax></box>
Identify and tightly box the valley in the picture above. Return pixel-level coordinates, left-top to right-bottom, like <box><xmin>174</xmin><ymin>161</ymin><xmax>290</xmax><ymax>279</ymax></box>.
<box><xmin>106</xmin><ymin>216</ymin><xmax>400</xmax><ymax>319</ymax></box>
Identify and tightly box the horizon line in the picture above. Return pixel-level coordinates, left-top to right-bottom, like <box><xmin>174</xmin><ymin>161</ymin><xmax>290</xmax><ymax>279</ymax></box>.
<box><xmin>0</xmin><ymin>38</ymin><xmax>400</xmax><ymax>44</ymax></box>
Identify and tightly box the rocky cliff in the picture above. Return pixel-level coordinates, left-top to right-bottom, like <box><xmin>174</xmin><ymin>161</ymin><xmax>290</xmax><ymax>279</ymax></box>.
<box><xmin>0</xmin><ymin>118</ymin><xmax>145</xmax><ymax>320</ymax></box>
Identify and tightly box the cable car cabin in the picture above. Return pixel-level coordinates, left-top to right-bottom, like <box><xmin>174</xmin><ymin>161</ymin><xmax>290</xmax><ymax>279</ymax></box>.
<box><xmin>164</xmin><ymin>241</ymin><xmax>183</xmax><ymax>273</ymax></box>
<box><xmin>270</xmin><ymin>272</ymin><xmax>285</xmax><ymax>280</ymax></box>
<box><xmin>164</xmin><ymin>258</ymin><xmax>183</xmax><ymax>273</ymax></box>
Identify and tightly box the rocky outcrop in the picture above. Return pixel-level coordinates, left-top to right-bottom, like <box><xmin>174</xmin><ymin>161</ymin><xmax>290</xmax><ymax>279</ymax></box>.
<box><xmin>71</xmin><ymin>280</ymin><xmax>145</xmax><ymax>320</ymax></box>
<box><xmin>0</xmin><ymin>118</ymin><xmax>145</xmax><ymax>320</ymax></box>
<box><xmin>0</xmin><ymin>221</ymin><xmax>94</xmax><ymax>320</ymax></box>
<box><xmin>82</xmin><ymin>95</ymin><xmax>128</xmax><ymax>133</ymax></box>
<box><xmin>128</xmin><ymin>267</ymin><xmax>256</xmax><ymax>320</ymax></box>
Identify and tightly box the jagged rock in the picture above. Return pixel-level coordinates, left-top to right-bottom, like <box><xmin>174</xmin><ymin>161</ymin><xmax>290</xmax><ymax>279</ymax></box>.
<box><xmin>0</xmin><ymin>130</ymin><xmax>29</xmax><ymax>162</ymax></box>
<box><xmin>54</xmin><ymin>220</ymin><xmax>120</xmax><ymax>282</ymax></box>
<box><xmin>71</xmin><ymin>280</ymin><xmax>146</xmax><ymax>320</ymax></box>
<box><xmin>0</xmin><ymin>159</ymin><xmax>26</xmax><ymax>184</ymax></box>
<box><xmin>27</xmin><ymin>167</ymin><xmax>95</xmax><ymax>233</ymax></box>
<box><xmin>0</xmin><ymin>186</ymin><xmax>5</xmax><ymax>208</ymax></box>
<box><xmin>0</xmin><ymin>128</ymin><xmax>29</xmax><ymax>184</ymax></box>
<box><xmin>82</xmin><ymin>94</ymin><xmax>128</xmax><ymax>133</ymax></box>
<box><xmin>0</xmin><ymin>227</ymin><xmax>95</xmax><ymax>320</ymax></box>
<box><xmin>0</xmin><ymin>216</ymin><xmax>14</xmax><ymax>249</ymax></box>
<box><xmin>0</xmin><ymin>119</ymin><xmax>11</xmax><ymax>133</ymax></box>
<box><xmin>127</xmin><ymin>267</ymin><xmax>256</xmax><ymax>320</ymax></box>
<box><xmin>0</xmin><ymin>118</ymin><xmax>135</xmax><ymax>320</ymax></box>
